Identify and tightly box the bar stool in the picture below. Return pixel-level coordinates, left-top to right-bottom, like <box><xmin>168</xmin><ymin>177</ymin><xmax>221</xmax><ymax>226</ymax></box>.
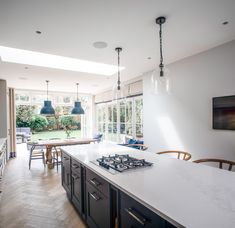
<box><xmin>156</xmin><ymin>151</ymin><xmax>192</xmax><ymax>161</ymax></box>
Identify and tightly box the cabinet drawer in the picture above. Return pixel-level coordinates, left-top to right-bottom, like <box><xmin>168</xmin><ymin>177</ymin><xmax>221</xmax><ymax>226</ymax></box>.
<box><xmin>71</xmin><ymin>159</ymin><xmax>81</xmax><ymax>174</ymax></box>
<box><xmin>86</xmin><ymin>169</ymin><xmax>109</xmax><ymax>197</ymax></box>
<box><xmin>61</xmin><ymin>152</ymin><xmax>70</xmax><ymax>166</ymax></box>
<box><xmin>86</xmin><ymin>182</ymin><xmax>110</xmax><ymax>228</ymax></box>
<box><xmin>120</xmin><ymin>191</ymin><xmax>173</xmax><ymax>228</ymax></box>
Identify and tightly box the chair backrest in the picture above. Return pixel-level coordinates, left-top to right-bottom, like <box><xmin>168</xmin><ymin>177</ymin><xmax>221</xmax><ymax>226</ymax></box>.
<box><xmin>193</xmin><ymin>158</ymin><xmax>235</xmax><ymax>171</ymax></box>
<box><xmin>157</xmin><ymin>150</ymin><xmax>192</xmax><ymax>161</ymax></box>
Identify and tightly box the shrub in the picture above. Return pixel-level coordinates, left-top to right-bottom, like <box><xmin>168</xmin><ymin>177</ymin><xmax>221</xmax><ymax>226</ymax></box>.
<box><xmin>46</xmin><ymin>116</ymin><xmax>56</xmax><ymax>130</ymax></box>
<box><xmin>16</xmin><ymin>105</ymin><xmax>35</xmax><ymax>127</ymax></box>
<box><xmin>30</xmin><ymin>115</ymin><xmax>48</xmax><ymax>132</ymax></box>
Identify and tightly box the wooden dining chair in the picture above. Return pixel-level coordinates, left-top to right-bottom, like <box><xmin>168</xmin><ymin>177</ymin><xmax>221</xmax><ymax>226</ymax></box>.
<box><xmin>126</xmin><ymin>144</ymin><xmax>148</xmax><ymax>151</ymax></box>
<box><xmin>193</xmin><ymin>158</ymin><xmax>235</xmax><ymax>171</ymax></box>
<box><xmin>157</xmin><ymin>151</ymin><xmax>192</xmax><ymax>161</ymax></box>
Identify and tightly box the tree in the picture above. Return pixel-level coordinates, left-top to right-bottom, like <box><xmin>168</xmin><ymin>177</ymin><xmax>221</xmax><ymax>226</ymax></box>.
<box><xmin>30</xmin><ymin>115</ymin><xmax>48</xmax><ymax>132</ymax></box>
<box><xmin>16</xmin><ymin>105</ymin><xmax>36</xmax><ymax>127</ymax></box>
<box><xmin>59</xmin><ymin>115</ymin><xmax>79</xmax><ymax>138</ymax></box>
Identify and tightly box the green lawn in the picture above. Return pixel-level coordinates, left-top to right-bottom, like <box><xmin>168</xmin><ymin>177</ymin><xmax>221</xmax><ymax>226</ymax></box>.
<box><xmin>31</xmin><ymin>130</ymin><xmax>81</xmax><ymax>141</ymax></box>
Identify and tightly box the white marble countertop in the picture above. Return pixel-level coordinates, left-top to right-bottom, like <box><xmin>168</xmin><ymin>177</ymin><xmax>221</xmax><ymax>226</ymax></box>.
<box><xmin>61</xmin><ymin>143</ymin><xmax>235</xmax><ymax>228</ymax></box>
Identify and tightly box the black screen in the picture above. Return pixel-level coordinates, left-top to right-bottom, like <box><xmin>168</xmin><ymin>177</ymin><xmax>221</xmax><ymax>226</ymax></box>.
<box><xmin>213</xmin><ymin>95</ymin><xmax>235</xmax><ymax>130</ymax></box>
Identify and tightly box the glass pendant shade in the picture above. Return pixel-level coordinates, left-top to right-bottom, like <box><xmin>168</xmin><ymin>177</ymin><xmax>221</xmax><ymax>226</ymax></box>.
<box><xmin>151</xmin><ymin>68</ymin><xmax>170</xmax><ymax>95</ymax></box>
<box><xmin>151</xmin><ymin>16</ymin><xmax>171</xmax><ymax>95</ymax></box>
<box><xmin>40</xmin><ymin>100</ymin><xmax>55</xmax><ymax>115</ymax></box>
<box><xmin>112</xmin><ymin>84</ymin><xmax>126</xmax><ymax>103</ymax></box>
<box><xmin>71</xmin><ymin>101</ymin><xmax>85</xmax><ymax>114</ymax></box>
<box><xmin>40</xmin><ymin>80</ymin><xmax>55</xmax><ymax>115</ymax></box>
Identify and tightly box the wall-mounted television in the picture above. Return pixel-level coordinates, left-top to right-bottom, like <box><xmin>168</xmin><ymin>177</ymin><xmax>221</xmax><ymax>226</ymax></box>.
<box><xmin>213</xmin><ymin>95</ymin><xmax>235</xmax><ymax>130</ymax></box>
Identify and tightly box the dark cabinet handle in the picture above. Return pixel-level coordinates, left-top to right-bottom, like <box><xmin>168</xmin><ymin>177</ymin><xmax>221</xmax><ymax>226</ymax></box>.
<box><xmin>72</xmin><ymin>164</ymin><xmax>79</xmax><ymax>169</ymax></box>
<box><xmin>89</xmin><ymin>178</ymin><xmax>101</xmax><ymax>187</ymax></box>
<box><xmin>125</xmin><ymin>208</ymin><xmax>147</xmax><ymax>226</ymax></box>
<box><xmin>63</xmin><ymin>157</ymin><xmax>69</xmax><ymax>160</ymax></box>
<box><xmin>90</xmin><ymin>192</ymin><xmax>101</xmax><ymax>201</ymax></box>
<box><xmin>72</xmin><ymin>174</ymin><xmax>80</xmax><ymax>180</ymax></box>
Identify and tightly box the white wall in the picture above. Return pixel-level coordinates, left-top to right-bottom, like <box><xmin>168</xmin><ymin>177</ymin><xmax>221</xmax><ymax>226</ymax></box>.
<box><xmin>143</xmin><ymin>40</ymin><xmax>235</xmax><ymax>161</ymax></box>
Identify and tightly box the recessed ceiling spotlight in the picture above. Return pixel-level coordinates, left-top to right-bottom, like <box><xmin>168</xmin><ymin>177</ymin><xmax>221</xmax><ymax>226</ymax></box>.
<box><xmin>19</xmin><ymin>77</ymin><xmax>28</xmax><ymax>80</ymax></box>
<box><xmin>36</xmin><ymin>30</ymin><xmax>42</xmax><ymax>34</ymax></box>
<box><xmin>93</xmin><ymin>41</ymin><xmax>108</xmax><ymax>49</ymax></box>
<box><xmin>222</xmin><ymin>21</ymin><xmax>229</xmax><ymax>25</ymax></box>
<box><xmin>24</xmin><ymin>66</ymin><xmax>29</xmax><ymax>69</ymax></box>
<box><xmin>147</xmin><ymin>57</ymin><xmax>152</xmax><ymax>60</ymax></box>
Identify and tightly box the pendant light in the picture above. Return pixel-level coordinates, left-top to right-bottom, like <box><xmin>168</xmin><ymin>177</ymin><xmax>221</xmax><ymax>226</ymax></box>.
<box><xmin>112</xmin><ymin>47</ymin><xmax>125</xmax><ymax>102</ymax></box>
<box><xmin>151</xmin><ymin>16</ymin><xmax>170</xmax><ymax>94</ymax></box>
<box><xmin>71</xmin><ymin>83</ymin><xmax>85</xmax><ymax>115</ymax></box>
<box><xmin>40</xmin><ymin>80</ymin><xmax>55</xmax><ymax>115</ymax></box>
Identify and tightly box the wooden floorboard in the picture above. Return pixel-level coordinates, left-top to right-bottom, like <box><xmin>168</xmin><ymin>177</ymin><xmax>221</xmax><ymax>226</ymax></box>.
<box><xmin>0</xmin><ymin>143</ymin><xmax>86</xmax><ymax>228</ymax></box>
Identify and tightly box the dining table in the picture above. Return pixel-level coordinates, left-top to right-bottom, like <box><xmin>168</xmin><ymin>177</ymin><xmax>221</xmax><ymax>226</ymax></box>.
<box><xmin>27</xmin><ymin>138</ymin><xmax>98</xmax><ymax>168</ymax></box>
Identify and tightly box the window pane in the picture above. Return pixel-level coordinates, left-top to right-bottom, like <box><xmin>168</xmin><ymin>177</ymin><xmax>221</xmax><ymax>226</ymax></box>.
<box><xmin>120</xmin><ymin>123</ymin><xmax>125</xmax><ymax>134</ymax></box>
<box><xmin>113</xmin><ymin>123</ymin><xmax>117</xmax><ymax>133</ymax></box>
<box><xmin>135</xmin><ymin>99</ymin><xmax>143</xmax><ymax>124</ymax></box>
<box><xmin>126</xmin><ymin>124</ymin><xmax>132</xmax><ymax>135</ymax></box>
<box><xmin>126</xmin><ymin>101</ymin><xmax>132</xmax><ymax>123</ymax></box>
<box><xmin>108</xmin><ymin>106</ymin><xmax>112</xmax><ymax>122</ymax></box>
<box><xmin>98</xmin><ymin>108</ymin><xmax>102</xmax><ymax>122</ymax></box>
<box><xmin>108</xmin><ymin>123</ymin><xmax>112</xmax><ymax>133</ymax></box>
<box><xmin>113</xmin><ymin>105</ymin><xmax>117</xmax><ymax>123</ymax></box>
<box><xmin>102</xmin><ymin>108</ymin><xmax>106</xmax><ymax>122</ymax></box>
<box><xmin>120</xmin><ymin>106</ymin><xmax>125</xmax><ymax>123</ymax></box>
<box><xmin>136</xmin><ymin>124</ymin><xmax>142</xmax><ymax>135</ymax></box>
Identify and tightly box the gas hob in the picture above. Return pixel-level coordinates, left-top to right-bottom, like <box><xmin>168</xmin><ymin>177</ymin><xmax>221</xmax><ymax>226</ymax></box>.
<box><xmin>91</xmin><ymin>154</ymin><xmax>153</xmax><ymax>174</ymax></box>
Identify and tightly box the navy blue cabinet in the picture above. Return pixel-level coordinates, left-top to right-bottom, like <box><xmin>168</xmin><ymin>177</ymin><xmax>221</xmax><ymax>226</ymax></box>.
<box><xmin>120</xmin><ymin>191</ymin><xmax>176</xmax><ymax>228</ymax></box>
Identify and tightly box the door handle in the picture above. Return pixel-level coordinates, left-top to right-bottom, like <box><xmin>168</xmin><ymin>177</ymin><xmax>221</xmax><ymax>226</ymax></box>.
<box><xmin>125</xmin><ymin>208</ymin><xmax>147</xmax><ymax>226</ymax></box>
<box><xmin>90</xmin><ymin>192</ymin><xmax>101</xmax><ymax>201</ymax></box>
<box><xmin>89</xmin><ymin>178</ymin><xmax>101</xmax><ymax>187</ymax></box>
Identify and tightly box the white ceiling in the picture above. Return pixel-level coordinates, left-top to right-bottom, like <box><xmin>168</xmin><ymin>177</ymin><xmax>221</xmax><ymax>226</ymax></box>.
<box><xmin>0</xmin><ymin>0</ymin><xmax>235</xmax><ymax>94</ymax></box>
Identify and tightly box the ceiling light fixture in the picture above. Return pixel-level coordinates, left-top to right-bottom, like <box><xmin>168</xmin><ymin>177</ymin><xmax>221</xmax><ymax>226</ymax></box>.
<box><xmin>40</xmin><ymin>80</ymin><xmax>55</xmax><ymax>115</ymax></box>
<box><xmin>71</xmin><ymin>83</ymin><xmax>85</xmax><ymax>115</ymax></box>
<box><xmin>93</xmin><ymin>41</ymin><xmax>108</xmax><ymax>49</ymax></box>
<box><xmin>112</xmin><ymin>47</ymin><xmax>125</xmax><ymax>102</ymax></box>
<box><xmin>222</xmin><ymin>21</ymin><xmax>228</xmax><ymax>25</ymax></box>
<box><xmin>36</xmin><ymin>31</ymin><xmax>42</xmax><ymax>34</ymax></box>
<box><xmin>0</xmin><ymin>46</ymin><xmax>124</xmax><ymax>75</ymax></box>
<box><xmin>151</xmin><ymin>16</ymin><xmax>170</xmax><ymax>94</ymax></box>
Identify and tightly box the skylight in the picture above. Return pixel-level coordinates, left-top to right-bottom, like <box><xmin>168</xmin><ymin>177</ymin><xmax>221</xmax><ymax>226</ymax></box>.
<box><xmin>0</xmin><ymin>46</ymin><xmax>125</xmax><ymax>75</ymax></box>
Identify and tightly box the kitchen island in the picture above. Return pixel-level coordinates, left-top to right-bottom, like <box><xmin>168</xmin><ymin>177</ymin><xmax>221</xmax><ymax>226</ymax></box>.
<box><xmin>61</xmin><ymin>143</ymin><xmax>235</xmax><ymax>228</ymax></box>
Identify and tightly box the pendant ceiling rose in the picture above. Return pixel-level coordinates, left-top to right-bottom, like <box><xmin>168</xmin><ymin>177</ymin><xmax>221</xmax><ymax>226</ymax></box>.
<box><xmin>156</xmin><ymin>16</ymin><xmax>166</xmax><ymax>25</ymax></box>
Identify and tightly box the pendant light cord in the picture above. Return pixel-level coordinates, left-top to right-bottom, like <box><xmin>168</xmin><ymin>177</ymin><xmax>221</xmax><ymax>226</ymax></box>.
<box><xmin>159</xmin><ymin>22</ymin><xmax>164</xmax><ymax>76</ymax></box>
<box><xmin>46</xmin><ymin>80</ymin><xmax>49</xmax><ymax>100</ymax></box>
<box><xmin>76</xmin><ymin>83</ymin><xmax>79</xmax><ymax>101</ymax></box>
<box><xmin>117</xmin><ymin>49</ymin><xmax>121</xmax><ymax>90</ymax></box>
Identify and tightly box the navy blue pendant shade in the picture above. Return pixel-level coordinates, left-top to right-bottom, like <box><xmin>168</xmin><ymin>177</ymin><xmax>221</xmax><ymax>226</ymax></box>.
<box><xmin>40</xmin><ymin>100</ymin><xmax>55</xmax><ymax>115</ymax></box>
<box><xmin>71</xmin><ymin>101</ymin><xmax>85</xmax><ymax>114</ymax></box>
<box><xmin>40</xmin><ymin>80</ymin><xmax>55</xmax><ymax>115</ymax></box>
<box><xmin>71</xmin><ymin>82</ymin><xmax>85</xmax><ymax>115</ymax></box>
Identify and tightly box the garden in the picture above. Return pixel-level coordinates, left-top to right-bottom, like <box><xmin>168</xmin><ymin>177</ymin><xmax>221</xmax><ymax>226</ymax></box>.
<box><xmin>16</xmin><ymin>105</ymin><xmax>81</xmax><ymax>141</ymax></box>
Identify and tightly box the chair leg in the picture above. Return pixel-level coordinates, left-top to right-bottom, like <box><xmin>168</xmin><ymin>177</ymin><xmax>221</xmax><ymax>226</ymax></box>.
<box><xmin>56</xmin><ymin>152</ymin><xmax>59</xmax><ymax>172</ymax></box>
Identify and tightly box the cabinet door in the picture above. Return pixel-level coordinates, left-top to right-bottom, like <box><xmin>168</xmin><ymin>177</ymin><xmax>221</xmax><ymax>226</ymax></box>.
<box><xmin>71</xmin><ymin>171</ymin><xmax>82</xmax><ymax>214</ymax></box>
<box><xmin>86</xmin><ymin>182</ymin><xmax>110</xmax><ymax>228</ymax></box>
<box><xmin>62</xmin><ymin>164</ymin><xmax>71</xmax><ymax>197</ymax></box>
<box><xmin>120</xmin><ymin>191</ymin><xmax>173</xmax><ymax>228</ymax></box>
